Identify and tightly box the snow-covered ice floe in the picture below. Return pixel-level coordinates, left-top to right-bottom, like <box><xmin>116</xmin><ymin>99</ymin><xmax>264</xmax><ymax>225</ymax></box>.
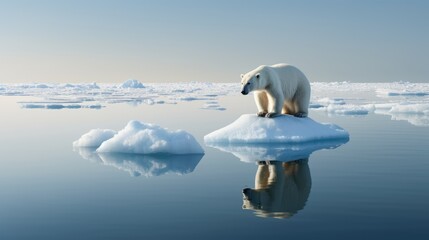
<box><xmin>204</xmin><ymin>114</ymin><xmax>349</xmax><ymax>162</ymax></box>
<box><xmin>204</xmin><ymin>114</ymin><xmax>349</xmax><ymax>144</ymax></box>
<box><xmin>74</xmin><ymin>120</ymin><xmax>204</xmax><ymax>155</ymax></box>
<box><xmin>75</xmin><ymin>147</ymin><xmax>202</xmax><ymax>177</ymax></box>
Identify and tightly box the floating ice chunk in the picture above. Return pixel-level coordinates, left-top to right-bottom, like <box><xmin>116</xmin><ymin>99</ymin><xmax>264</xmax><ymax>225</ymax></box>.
<box><xmin>326</xmin><ymin>104</ymin><xmax>370</xmax><ymax>115</ymax></box>
<box><xmin>389</xmin><ymin>114</ymin><xmax>429</xmax><ymax>127</ymax></box>
<box><xmin>376</xmin><ymin>88</ymin><xmax>429</xmax><ymax>97</ymax></box>
<box><xmin>73</xmin><ymin>129</ymin><xmax>117</xmax><ymax>148</ymax></box>
<box><xmin>21</xmin><ymin>103</ymin><xmax>104</xmax><ymax>110</ymax></box>
<box><xmin>389</xmin><ymin>103</ymin><xmax>429</xmax><ymax>114</ymax></box>
<box><xmin>317</xmin><ymin>97</ymin><xmax>346</xmax><ymax>105</ymax></box>
<box><xmin>17</xmin><ymin>83</ymin><xmax>52</xmax><ymax>89</ymax></box>
<box><xmin>372</xmin><ymin>102</ymin><xmax>429</xmax><ymax>126</ymax></box>
<box><xmin>372</xmin><ymin>102</ymin><xmax>429</xmax><ymax>115</ymax></box>
<box><xmin>309</xmin><ymin>102</ymin><xmax>325</xmax><ymax>109</ymax></box>
<box><xmin>208</xmin><ymin>139</ymin><xmax>348</xmax><ymax>163</ymax></box>
<box><xmin>96</xmin><ymin>120</ymin><xmax>204</xmax><ymax>154</ymax></box>
<box><xmin>204</xmin><ymin>114</ymin><xmax>349</xmax><ymax>144</ymax></box>
<box><xmin>21</xmin><ymin>104</ymin><xmax>46</xmax><ymax>109</ymax></box>
<box><xmin>59</xmin><ymin>82</ymin><xmax>99</xmax><ymax>89</ymax></box>
<box><xmin>119</xmin><ymin>79</ymin><xmax>145</xmax><ymax>88</ymax></box>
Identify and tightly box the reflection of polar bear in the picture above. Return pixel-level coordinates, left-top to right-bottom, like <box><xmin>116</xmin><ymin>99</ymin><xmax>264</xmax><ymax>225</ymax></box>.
<box><xmin>240</xmin><ymin>64</ymin><xmax>311</xmax><ymax>118</ymax></box>
<box><xmin>242</xmin><ymin>159</ymin><xmax>312</xmax><ymax>219</ymax></box>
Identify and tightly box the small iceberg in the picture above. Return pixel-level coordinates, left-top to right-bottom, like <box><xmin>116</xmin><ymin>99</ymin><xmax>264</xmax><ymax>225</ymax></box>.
<box><xmin>119</xmin><ymin>79</ymin><xmax>145</xmax><ymax>88</ymax></box>
<box><xmin>204</xmin><ymin>114</ymin><xmax>349</xmax><ymax>144</ymax></box>
<box><xmin>74</xmin><ymin>120</ymin><xmax>204</xmax><ymax>155</ymax></box>
<box><xmin>73</xmin><ymin>129</ymin><xmax>117</xmax><ymax>148</ymax></box>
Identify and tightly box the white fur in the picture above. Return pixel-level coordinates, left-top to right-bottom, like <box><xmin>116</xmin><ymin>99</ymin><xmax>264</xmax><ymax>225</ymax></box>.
<box><xmin>240</xmin><ymin>64</ymin><xmax>311</xmax><ymax>117</ymax></box>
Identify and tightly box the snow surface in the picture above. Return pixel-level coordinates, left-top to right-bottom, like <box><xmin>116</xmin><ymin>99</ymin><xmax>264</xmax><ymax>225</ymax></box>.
<box><xmin>204</xmin><ymin>114</ymin><xmax>349</xmax><ymax>144</ymax></box>
<box><xmin>74</xmin><ymin>120</ymin><xmax>204</xmax><ymax>155</ymax></box>
<box><xmin>75</xmin><ymin>148</ymin><xmax>202</xmax><ymax>177</ymax></box>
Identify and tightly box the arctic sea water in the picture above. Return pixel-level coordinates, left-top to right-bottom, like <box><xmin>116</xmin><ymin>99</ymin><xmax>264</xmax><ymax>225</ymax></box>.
<box><xmin>0</xmin><ymin>82</ymin><xmax>428</xmax><ymax>239</ymax></box>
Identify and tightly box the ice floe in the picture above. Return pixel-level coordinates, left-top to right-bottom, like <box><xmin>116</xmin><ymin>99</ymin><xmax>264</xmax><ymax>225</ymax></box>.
<box><xmin>21</xmin><ymin>103</ymin><xmax>104</xmax><ymax>109</ymax></box>
<box><xmin>74</xmin><ymin>120</ymin><xmax>204</xmax><ymax>155</ymax></box>
<box><xmin>204</xmin><ymin>114</ymin><xmax>349</xmax><ymax>144</ymax></box>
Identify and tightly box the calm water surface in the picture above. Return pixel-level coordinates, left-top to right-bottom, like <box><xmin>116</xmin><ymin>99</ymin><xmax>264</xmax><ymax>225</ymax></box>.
<box><xmin>0</xmin><ymin>95</ymin><xmax>428</xmax><ymax>239</ymax></box>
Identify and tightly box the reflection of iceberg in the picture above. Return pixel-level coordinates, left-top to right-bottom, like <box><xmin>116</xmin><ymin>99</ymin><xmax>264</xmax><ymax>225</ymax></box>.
<box><xmin>207</xmin><ymin>139</ymin><xmax>348</xmax><ymax>163</ymax></box>
<box><xmin>74</xmin><ymin>147</ymin><xmax>102</xmax><ymax>163</ymax></box>
<box><xmin>242</xmin><ymin>159</ymin><xmax>311</xmax><ymax>219</ymax></box>
<box><xmin>75</xmin><ymin>148</ymin><xmax>203</xmax><ymax>177</ymax></box>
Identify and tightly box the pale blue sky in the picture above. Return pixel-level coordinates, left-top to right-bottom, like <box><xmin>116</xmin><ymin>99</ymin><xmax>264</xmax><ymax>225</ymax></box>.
<box><xmin>1</xmin><ymin>0</ymin><xmax>428</xmax><ymax>83</ymax></box>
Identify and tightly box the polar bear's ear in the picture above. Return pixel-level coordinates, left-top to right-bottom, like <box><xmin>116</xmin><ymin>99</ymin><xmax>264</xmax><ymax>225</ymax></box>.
<box><xmin>256</xmin><ymin>73</ymin><xmax>260</xmax><ymax>79</ymax></box>
<box><xmin>240</xmin><ymin>74</ymin><xmax>244</xmax><ymax>79</ymax></box>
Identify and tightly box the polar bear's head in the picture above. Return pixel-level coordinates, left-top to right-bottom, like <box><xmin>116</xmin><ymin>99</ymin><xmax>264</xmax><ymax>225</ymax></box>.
<box><xmin>240</xmin><ymin>65</ymin><xmax>269</xmax><ymax>95</ymax></box>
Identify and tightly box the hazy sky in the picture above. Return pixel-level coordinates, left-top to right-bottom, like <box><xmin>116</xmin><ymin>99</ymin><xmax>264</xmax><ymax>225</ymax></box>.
<box><xmin>1</xmin><ymin>0</ymin><xmax>428</xmax><ymax>83</ymax></box>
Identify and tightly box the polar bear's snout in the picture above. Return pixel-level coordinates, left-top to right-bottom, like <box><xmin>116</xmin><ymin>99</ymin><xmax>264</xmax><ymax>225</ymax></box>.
<box><xmin>241</xmin><ymin>84</ymin><xmax>250</xmax><ymax>95</ymax></box>
<box><xmin>242</xmin><ymin>188</ymin><xmax>252</xmax><ymax>199</ymax></box>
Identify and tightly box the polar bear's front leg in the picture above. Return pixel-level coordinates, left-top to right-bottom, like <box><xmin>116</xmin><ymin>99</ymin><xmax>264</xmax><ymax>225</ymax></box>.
<box><xmin>254</xmin><ymin>91</ymin><xmax>269</xmax><ymax>117</ymax></box>
<box><xmin>266</xmin><ymin>91</ymin><xmax>283</xmax><ymax>118</ymax></box>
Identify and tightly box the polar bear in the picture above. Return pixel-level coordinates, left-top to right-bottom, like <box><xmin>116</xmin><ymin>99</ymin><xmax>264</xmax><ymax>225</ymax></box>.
<box><xmin>240</xmin><ymin>64</ymin><xmax>311</xmax><ymax>118</ymax></box>
<box><xmin>242</xmin><ymin>159</ymin><xmax>312</xmax><ymax>218</ymax></box>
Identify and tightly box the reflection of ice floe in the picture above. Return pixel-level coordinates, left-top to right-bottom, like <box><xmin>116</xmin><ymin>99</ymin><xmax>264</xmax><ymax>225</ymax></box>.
<box><xmin>204</xmin><ymin>114</ymin><xmax>349</xmax><ymax>144</ymax></box>
<box><xmin>75</xmin><ymin>148</ymin><xmax>203</xmax><ymax>177</ymax></box>
<box><xmin>74</xmin><ymin>120</ymin><xmax>204</xmax><ymax>154</ymax></box>
<box><xmin>207</xmin><ymin>139</ymin><xmax>348</xmax><ymax>163</ymax></box>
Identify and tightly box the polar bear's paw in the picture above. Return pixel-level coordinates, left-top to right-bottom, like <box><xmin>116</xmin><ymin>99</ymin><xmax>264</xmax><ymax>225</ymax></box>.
<box><xmin>257</xmin><ymin>112</ymin><xmax>268</xmax><ymax>117</ymax></box>
<box><xmin>294</xmin><ymin>112</ymin><xmax>308</xmax><ymax>118</ymax></box>
<box><xmin>265</xmin><ymin>112</ymin><xmax>280</xmax><ymax>118</ymax></box>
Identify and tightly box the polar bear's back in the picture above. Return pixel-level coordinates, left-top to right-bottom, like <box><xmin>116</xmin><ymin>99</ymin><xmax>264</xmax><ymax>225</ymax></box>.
<box><xmin>270</xmin><ymin>63</ymin><xmax>308</xmax><ymax>82</ymax></box>
<box><xmin>269</xmin><ymin>63</ymin><xmax>310</xmax><ymax>99</ymax></box>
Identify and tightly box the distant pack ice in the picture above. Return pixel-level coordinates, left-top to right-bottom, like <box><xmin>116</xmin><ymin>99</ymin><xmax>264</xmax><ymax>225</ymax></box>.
<box><xmin>204</xmin><ymin>114</ymin><xmax>349</xmax><ymax>144</ymax></box>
